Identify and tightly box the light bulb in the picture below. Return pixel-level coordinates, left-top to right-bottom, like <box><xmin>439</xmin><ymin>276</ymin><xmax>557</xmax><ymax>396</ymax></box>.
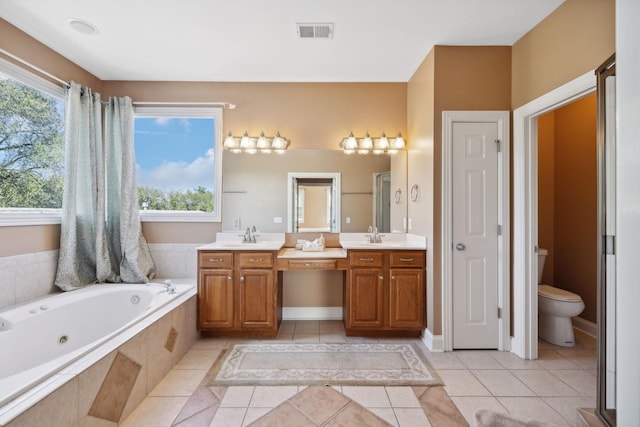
<box><xmin>223</xmin><ymin>131</ymin><xmax>237</xmax><ymax>149</ymax></box>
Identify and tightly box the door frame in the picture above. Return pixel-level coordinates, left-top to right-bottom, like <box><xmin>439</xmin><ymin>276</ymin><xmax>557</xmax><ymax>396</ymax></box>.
<box><xmin>287</xmin><ymin>172</ymin><xmax>341</xmax><ymax>233</ymax></box>
<box><xmin>442</xmin><ymin>111</ymin><xmax>510</xmax><ymax>351</ymax></box>
<box><xmin>512</xmin><ymin>71</ymin><xmax>595</xmax><ymax>359</ymax></box>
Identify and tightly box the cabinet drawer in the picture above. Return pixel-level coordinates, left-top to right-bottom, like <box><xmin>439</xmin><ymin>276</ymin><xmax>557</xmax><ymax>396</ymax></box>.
<box><xmin>287</xmin><ymin>259</ymin><xmax>337</xmax><ymax>270</ymax></box>
<box><xmin>237</xmin><ymin>252</ymin><xmax>274</xmax><ymax>268</ymax></box>
<box><xmin>389</xmin><ymin>251</ymin><xmax>425</xmax><ymax>267</ymax></box>
<box><xmin>349</xmin><ymin>251</ymin><xmax>384</xmax><ymax>267</ymax></box>
<box><xmin>199</xmin><ymin>252</ymin><xmax>233</xmax><ymax>269</ymax></box>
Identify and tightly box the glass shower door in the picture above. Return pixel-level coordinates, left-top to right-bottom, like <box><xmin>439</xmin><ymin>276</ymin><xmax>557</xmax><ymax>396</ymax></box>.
<box><xmin>596</xmin><ymin>53</ymin><xmax>616</xmax><ymax>427</ymax></box>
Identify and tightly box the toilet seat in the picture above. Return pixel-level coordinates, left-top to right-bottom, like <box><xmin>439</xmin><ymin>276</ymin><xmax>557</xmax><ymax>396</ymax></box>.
<box><xmin>538</xmin><ymin>284</ymin><xmax>582</xmax><ymax>302</ymax></box>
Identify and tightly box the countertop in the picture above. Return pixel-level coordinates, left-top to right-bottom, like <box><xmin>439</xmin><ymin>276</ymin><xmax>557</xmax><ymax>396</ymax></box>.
<box><xmin>197</xmin><ymin>241</ymin><xmax>285</xmax><ymax>251</ymax></box>
<box><xmin>338</xmin><ymin>241</ymin><xmax>426</xmax><ymax>250</ymax></box>
<box><xmin>197</xmin><ymin>232</ymin><xmax>427</xmax><ymax>252</ymax></box>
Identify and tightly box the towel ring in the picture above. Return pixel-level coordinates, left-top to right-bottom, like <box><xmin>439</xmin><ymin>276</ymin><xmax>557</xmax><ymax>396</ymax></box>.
<box><xmin>410</xmin><ymin>184</ymin><xmax>420</xmax><ymax>202</ymax></box>
<box><xmin>394</xmin><ymin>189</ymin><xmax>402</xmax><ymax>204</ymax></box>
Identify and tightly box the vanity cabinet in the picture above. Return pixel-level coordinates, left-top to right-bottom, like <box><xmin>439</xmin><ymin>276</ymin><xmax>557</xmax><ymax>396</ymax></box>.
<box><xmin>345</xmin><ymin>250</ymin><xmax>425</xmax><ymax>336</ymax></box>
<box><xmin>198</xmin><ymin>250</ymin><xmax>280</xmax><ymax>336</ymax></box>
<box><xmin>347</xmin><ymin>252</ymin><xmax>385</xmax><ymax>328</ymax></box>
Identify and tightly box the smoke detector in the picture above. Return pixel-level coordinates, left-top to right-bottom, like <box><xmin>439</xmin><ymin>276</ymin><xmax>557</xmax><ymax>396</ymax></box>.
<box><xmin>296</xmin><ymin>23</ymin><xmax>334</xmax><ymax>39</ymax></box>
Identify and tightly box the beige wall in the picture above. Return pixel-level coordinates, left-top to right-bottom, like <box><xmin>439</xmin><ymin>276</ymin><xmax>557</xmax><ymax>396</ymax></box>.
<box><xmin>102</xmin><ymin>81</ymin><xmax>406</xmax><ymax>151</ymax></box>
<box><xmin>408</xmin><ymin>46</ymin><xmax>512</xmax><ymax>335</ymax></box>
<box><xmin>407</xmin><ymin>49</ymin><xmax>435</xmax><ymax>332</ymax></box>
<box><xmin>511</xmin><ymin>0</ymin><xmax>615</xmax><ymax>108</ymax></box>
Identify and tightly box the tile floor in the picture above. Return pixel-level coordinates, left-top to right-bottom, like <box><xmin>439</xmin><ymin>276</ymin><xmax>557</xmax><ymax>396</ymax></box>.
<box><xmin>121</xmin><ymin>321</ymin><xmax>596</xmax><ymax>427</ymax></box>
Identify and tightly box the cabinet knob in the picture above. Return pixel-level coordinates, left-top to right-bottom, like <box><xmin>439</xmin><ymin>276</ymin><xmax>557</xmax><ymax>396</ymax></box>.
<box><xmin>391</xmin><ymin>275</ymin><xmax>397</xmax><ymax>280</ymax></box>
<box><xmin>228</xmin><ymin>276</ymin><xmax>232</xmax><ymax>280</ymax></box>
<box><xmin>379</xmin><ymin>275</ymin><xmax>384</xmax><ymax>280</ymax></box>
<box><xmin>240</xmin><ymin>276</ymin><xmax>245</xmax><ymax>281</ymax></box>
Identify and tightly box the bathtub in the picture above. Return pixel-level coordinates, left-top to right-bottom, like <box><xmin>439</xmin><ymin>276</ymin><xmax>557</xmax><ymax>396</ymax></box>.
<box><xmin>0</xmin><ymin>281</ymin><xmax>196</xmax><ymax>419</ymax></box>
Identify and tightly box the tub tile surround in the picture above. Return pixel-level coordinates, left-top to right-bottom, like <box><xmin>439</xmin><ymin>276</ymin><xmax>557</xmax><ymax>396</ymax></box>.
<box><xmin>0</xmin><ymin>250</ymin><xmax>59</xmax><ymax>310</ymax></box>
<box><xmin>148</xmin><ymin>244</ymin><xmax>199</xmax><ymax>280</ymax></box>
<box><xmin>1</xmin><ymin>290</ymin><xmax>198</xmax><ymax>426</ymax></box>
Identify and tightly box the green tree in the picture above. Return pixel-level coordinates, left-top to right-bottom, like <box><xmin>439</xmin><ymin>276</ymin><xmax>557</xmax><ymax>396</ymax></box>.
<box><xmin>0</xmin><ymin>78</ymin><xmax>64</xmax><ymax>208</ymax></box>
<box><xmin>137</xmin><ymin>185</ymin><xmax>213</xmax><ymax>212</ymax></box>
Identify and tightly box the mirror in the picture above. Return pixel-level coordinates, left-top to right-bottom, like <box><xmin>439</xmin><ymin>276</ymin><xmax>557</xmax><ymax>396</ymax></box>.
<box><xmin>287</xmin><ymin>173</ymin><xmax>340</xmax><ymax>233</ymax></box>
<box><xmin>222</xmin><ymin>150</ymin><xmax>407</xmax><ymax>233</ymax></box>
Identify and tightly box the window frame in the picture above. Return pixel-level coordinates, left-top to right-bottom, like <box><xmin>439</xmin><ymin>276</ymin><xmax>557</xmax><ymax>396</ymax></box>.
<box><xmin>133</xmin><ymin>106</ymin><xmax>223</xmax><ymax>223</ymax></box>
<box><xmin>0</xmin><ymin>57</ymin><xmax>66</xmax><ymax>226</ymax></box>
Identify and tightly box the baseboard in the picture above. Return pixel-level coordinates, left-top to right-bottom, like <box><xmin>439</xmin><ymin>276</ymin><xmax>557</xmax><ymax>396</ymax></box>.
<box><xmin>421</xmin><ymin>328</ymin><xmax>444</xmax><ymax>352</ymax></box>
<box><xmin>283</xmin><ymin>306</ymin><xmax>343</xmax><ymax>321</ymax></box>
<box><xmin>572</xmin><ymin>316</ymin><xmax>597</xmax><ymax>338</ymax></box>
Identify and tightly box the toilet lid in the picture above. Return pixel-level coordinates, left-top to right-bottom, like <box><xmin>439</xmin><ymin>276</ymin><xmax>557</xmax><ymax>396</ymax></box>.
<box><xmin>538</xmin><ymin>284</ymin><xmax>582</xmax><ymax>302</ymax></box>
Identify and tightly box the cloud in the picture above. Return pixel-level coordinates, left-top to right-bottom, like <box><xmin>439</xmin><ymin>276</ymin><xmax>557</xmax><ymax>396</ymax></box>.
<box><xmin>136</xmin><ymin>148</ymin><xmax>215</xmax><ymax>192</ymax></box>
<box><xmin>154</xmin><ymin>117</ymin><xmax>172</xmax><ymax>126</ymax></box>
<box><xmin>179</xmin><ymin>118</ymin><xmax>192</xmax><ymax>134</ymax></box>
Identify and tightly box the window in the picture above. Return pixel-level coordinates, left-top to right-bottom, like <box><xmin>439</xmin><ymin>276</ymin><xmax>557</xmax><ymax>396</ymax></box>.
<box><xmin>0</xmin><ymin>58</ymin><xmax>65</xmax><ymax>226</ymax></box>
<box><xmin>133</xmin><ymin>107</ymin><xmax>222</xmax><ymax>222</ymax></box>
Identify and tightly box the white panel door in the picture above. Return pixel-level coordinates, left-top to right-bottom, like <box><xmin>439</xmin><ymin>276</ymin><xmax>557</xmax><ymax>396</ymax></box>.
<box><xmin>452</xmin><ymin>122</ymin><xmax>499</xmax><ymax>349</ymax></box>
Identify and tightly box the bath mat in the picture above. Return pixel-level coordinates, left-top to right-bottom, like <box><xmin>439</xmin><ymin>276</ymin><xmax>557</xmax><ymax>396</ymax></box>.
<box><xmin>207</xmin><ymin>342</ymin><xmax>442</xmax><ymax>387</ymax></box>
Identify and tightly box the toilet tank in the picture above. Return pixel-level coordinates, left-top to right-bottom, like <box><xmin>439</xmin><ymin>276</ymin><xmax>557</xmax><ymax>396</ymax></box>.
<box><xmin>538</xmin><ymin>248</ymin><xmax>548</xmax><ymax>284</ymax></box>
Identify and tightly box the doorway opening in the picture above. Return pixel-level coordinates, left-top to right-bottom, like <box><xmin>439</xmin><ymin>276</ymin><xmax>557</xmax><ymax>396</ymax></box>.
<box><xmin>512</xmin><ymin>71</ymin><xmax>596</xmax><ymax>359</ymax></box>
<box><xmin>287</xmin><ymin>172</ymin><xmax>341</xmax><ymax>233</ymax></box>
<box><xmin>536</xmin><ymin>94</ymin><xmax>598</xmax><ymax>341</ymax></box>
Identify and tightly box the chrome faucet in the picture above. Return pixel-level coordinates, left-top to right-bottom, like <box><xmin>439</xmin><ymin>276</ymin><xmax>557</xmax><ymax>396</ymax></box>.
<box><xmin>163</xmin><ymin>279</ymin><xmax>176</xmax><ymax>294</ymax></box>
<box><xmin>243</xmin><ymin>226</ymin><xmax>257</xmax><ymax>243</ymax></box>
<box><xmin>367</xmin><ymin>226</ymin><xmax>382</xmax><ymax>243</ymax></box>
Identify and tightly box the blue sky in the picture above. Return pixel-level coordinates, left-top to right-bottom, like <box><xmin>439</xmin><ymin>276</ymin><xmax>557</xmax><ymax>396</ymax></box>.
<box><xmin>134</xmin><ymin>117</ymin><xmax>215</xmax><ymax>192</ymax></box>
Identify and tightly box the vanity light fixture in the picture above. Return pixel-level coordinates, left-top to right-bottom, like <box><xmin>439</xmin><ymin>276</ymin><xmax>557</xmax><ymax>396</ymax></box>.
<box><xmin>340</xmin><ymin>131</ymin><xmax>405</xmax><ymax>155</ymax></box>
<box><xmin>223</xmin><ymin>131</ymin><xmax>289</xmax><ymax>154</ymax></box>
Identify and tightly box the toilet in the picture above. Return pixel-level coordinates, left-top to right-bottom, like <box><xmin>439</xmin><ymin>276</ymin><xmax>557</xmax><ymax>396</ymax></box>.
<box><xmin>537</xmin><ymin>248</ymin><xmax>585</xmax><ymax>347</ymax></box>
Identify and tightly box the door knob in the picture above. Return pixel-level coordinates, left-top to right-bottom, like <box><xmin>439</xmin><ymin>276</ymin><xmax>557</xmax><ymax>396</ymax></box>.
<box><xmin>456</xmin><ymin>243</ymin><xmax>466</xmax><ymax>251</ymax></box>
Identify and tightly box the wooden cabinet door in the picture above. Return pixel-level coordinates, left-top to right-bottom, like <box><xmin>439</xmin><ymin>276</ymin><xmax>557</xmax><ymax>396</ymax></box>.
<box><xmin>389</xmin><ymin>268</ymin><xmax>425</xmax><ymax>329</ymax></box>
<box><xmin>238</xmin><ymin>268</ymin><xmax>275</xmax><ymax>329</ymax></box>
<box><xmin>347</xmin><ymin>268</ymin><xmax>385</xmax><ymax>328</ymax></box>
<box><xmin>198</xmin><ymin>268</ymin><xmax>234</xmax><ymax>329</ymax></box>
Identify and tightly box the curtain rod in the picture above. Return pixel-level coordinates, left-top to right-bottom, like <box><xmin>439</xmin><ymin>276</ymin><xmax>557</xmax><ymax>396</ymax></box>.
<box><xmin>0</xmin><ymin>48</ymin><xmax>236</xmax><ymax>109</ymax></box>
<box><xmin>0</xmin><ymin>47</ymin><xmax>69</xmax><ymax>87</ymax></box>
<box><xmin>133</xmin><ymin>101</ymin><xmax>236</xmax><ymax>109</ymax></box>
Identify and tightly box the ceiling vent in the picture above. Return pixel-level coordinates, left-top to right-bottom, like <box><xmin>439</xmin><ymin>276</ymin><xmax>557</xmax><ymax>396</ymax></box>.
<box><xmin>296</xmin><ymin>23</ymin><xmax>334</xmax><ymax>39</ymax></box>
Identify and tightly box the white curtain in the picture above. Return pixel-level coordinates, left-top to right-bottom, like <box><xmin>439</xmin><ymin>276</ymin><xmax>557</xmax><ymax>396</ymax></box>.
<box><xmin>55</xmin><ymin>83</ymin><xmax>155</xmax><ymax>290</ymax></box>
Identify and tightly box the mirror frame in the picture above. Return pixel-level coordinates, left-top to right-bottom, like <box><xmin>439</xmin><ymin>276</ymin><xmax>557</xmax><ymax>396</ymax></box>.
<box><xmin>287</xmin><ymin>172</ymin><xmax>341</xmax><ymax>233</ymax></box>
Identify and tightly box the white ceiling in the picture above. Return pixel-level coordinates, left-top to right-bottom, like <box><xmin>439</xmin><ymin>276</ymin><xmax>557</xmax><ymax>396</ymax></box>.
<box><xmin>1</xmin><ymin>0</ymin><xmax>564</xmax><ymax>82</ymax></box>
